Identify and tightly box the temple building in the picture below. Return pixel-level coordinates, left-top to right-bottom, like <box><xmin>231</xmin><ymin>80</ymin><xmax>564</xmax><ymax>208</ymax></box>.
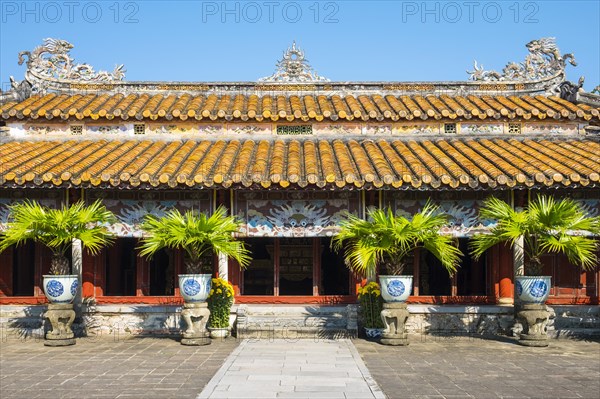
<box><xmin>0</xmin><ymin>38</ymin><xmax>598</xmax><ymax>337</ymax></box>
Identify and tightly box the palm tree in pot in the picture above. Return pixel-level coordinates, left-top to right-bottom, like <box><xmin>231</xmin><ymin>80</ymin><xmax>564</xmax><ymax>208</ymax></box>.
<box><xmin>333</xmin><ymin>203</ymin><xmax>462</xmax><ymax>303</ymax></box>
<box><xmin>139</xmin><ymin>206</ymin><xmax>251</xmax><ymax>303</ymax></box>
<box><xmin>0</xmin><ymin>200</ymin><xmax>116</xmax><ymax>303</ymax></box>
<box><xmin>471</xmin><ymin>195</ymin><xmax>600</xmax><ymax>304</ymax></box>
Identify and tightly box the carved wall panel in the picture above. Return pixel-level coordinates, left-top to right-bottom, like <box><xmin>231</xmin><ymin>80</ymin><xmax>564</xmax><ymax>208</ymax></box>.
<box><xmin>87</xmin><ymin>190</ymin><xmax>212</xmax><ymax>237</ymax></box>
<box><xmin>383</xmin><ymin>191</ymin><xmax>511</xmax><ymax>237</ymax></box>
<box><xmin>0</xmin><ymin>190</ymin><xmax>63</xmax><ymax>231</ymax></box>
<box><xmin>235</xmin><ymin>191</ymin><xmax>360</xmax><ymax>237</ymax></box>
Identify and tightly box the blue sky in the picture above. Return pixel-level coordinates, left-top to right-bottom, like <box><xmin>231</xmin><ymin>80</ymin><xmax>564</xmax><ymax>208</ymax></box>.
<box><xmin>1</xmin><ymin>1</ymin><xmax>599</xmax><ymax>89</ymax></box>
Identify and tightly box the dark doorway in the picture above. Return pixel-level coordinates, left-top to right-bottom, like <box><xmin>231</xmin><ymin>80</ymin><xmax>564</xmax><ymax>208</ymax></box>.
<box><xmin>12</xmin><ymin>241</ymin><xmax>35</xmax><ymax>296</ymax></box>
<box><xmin>418</xmin><ymin>248</ymin><xmax>452</xmax><ymax>295</ymax></box>
<box><xmin>279</xmin><ymin>238</ymin><xmax>313</xmax><ymax>295</ymax></box>
<box><xmin>320</xmin><ymin>238</ymin><xmax>350</xmax><ymax>295</ymax></box>
<box><xmin>149</xmin><ymin>249</ymin><xmax>175</xmax><ymax>295</ymax></box>
<box><xmin>105</xmin><ymin>238</ymin><xmax>137</xmax><ymax>296</ymax></box>
<box><xmin>456</xmin><ymin>238</ymin><xmax>488</xmax><ymax>296</ymax></box>
<box><xmin>242</xmin><ymin>238</ymin><xmax>274</xmax><ymax>295</ymax></box>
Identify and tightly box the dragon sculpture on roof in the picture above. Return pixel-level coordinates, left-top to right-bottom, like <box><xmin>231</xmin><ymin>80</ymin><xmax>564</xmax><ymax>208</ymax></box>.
<box><xmin>18</xmin><ymin>38</ymin><xmax>126</xmax><ymax>82</ymax></box>
<box><xmin>468</xmin><ymin>37</ymin><xmax>577</xmax><ymax>82</ymax></box>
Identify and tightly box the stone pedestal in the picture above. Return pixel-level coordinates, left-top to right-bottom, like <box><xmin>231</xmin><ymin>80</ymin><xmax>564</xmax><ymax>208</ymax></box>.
<box><xmin>44</xmin><ymin>303</ymin><xmax>76</xmax><ymax>346</ymax></box>
<box><xmin>516</xmin><ymin>304</ymin><xmax>550</xmax><ymax>347</ymax></box>
<box><xmin>181</xmin><ymin>302</ymin><xmax>211</xmax><ymax>346</ymax></box>
<box><xmin>380</xmin><ymin>302</ymin><xmax>410</xmax><ymax>346</ymax></box>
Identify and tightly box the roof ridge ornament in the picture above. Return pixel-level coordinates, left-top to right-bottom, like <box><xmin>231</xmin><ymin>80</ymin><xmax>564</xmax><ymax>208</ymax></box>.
<box><xmin>17</xmin><ymin>38</ymin><xmax>126</xmax><ymax>85</ymax></box>
<box><xmin>467</xmin><ymin>37</ymin><xmax>576</xmax><ymax>82</ymax></box>
<box><xmin>259</xmin><ymin>41</ymin><xmax>330</xmax><ymax>83</ymax></box>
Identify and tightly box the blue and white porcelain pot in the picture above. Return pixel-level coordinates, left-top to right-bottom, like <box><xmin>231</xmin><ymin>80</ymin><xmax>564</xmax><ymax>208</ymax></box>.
<box><xmin>379</xmin><ymin>275</ymin><xmax>413</xmax><ymax>303</ymax></box>
<box><xmin>42</xmin><ymin>275</ymin><xmax>78</xmax><ymax>304</ymax></box>
<box><xmin>515</xmin><ymin>276</ymin><xmax>551</xmax><ymax>304</ymax></box>
<box><xmin>364</xmin><ymin>327</ymin><xmax>384</xmax><ymax>338</ymax></box>
<box><xmin>178</xmin><ymin>274</ymin><xmax>212</xmax><ymax>303</ymax></box>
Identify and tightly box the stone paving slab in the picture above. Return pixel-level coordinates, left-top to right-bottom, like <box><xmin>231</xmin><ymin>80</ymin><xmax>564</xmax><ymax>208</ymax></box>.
<box><xmin>0</xmin><ymin>336</ymin><xmax>238</xmax><ymax>399</ymax></box>
<box><xmin>2</xmin><ymin>334</ymin><xmax>599</xmax><ymax>399</ymax></box>
<box><xmin>197</xmin><ymin>339</ymin><xmax>385</xmax><ymax>399</ymax></box>
<box><xmin>353</xmin><ymin>336</ymin><xmax>600</xmax><ymax>399</ymax></box>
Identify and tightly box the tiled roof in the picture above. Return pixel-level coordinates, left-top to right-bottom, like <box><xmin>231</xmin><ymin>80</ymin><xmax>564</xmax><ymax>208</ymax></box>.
<box><xmin>1</xmin><ymin>138</ymin><xmax>598</xmax><ymax>189</ymax></box>
<box><xmin>1</xmin><ymin>93</ymin><xmax>598</xmax><ymax>122</ymax></box>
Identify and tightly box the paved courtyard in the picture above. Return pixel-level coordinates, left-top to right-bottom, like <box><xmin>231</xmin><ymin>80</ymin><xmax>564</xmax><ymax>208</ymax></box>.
<box><xmin>0</xmin><ymin>336</ymin><xmax>237</xmax><ymax>399</ymax></box>
<box><xmin>1</xmin><ymin>335</ymin><xmax>599</xmax><ymax>398</ymax></box>
<box><xmin>354</xmin><ymin>336</ymin><xmax>600</xmax><ymax>399</ymax></box>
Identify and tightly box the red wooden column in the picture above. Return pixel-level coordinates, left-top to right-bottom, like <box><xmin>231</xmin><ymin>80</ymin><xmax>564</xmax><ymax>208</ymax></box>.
<box><xmin>94</xmin><ymin>249</ymin><xmax>106</xmax><ymax>297</ymax></box>
<box><xmin>81</xmin><ymin>250</ymin><xmax>96</xmax><ymax>298</ymax></box>
<box><xmin>228</xmin><ymin>256</ymin><xmax>242</xmax><ymax>296</ymax></box>
<box><xmin>496</xmin><ymin>244</ymin><xmax>514</xmax><ymax>304</ymax></box>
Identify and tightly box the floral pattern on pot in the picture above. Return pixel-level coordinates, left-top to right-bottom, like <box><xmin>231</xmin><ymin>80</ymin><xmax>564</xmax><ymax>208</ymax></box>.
<box><xmin>365</xmin><ymin>328</ymin><xmax>384</xmax><ymax>338</ymax></box>
<box><xmin>182</xmin><ymin>279</ymin><xmax>201</xmax><ymax>296</ymax></box>
<box><xmin>515</xmin><ymin>276</ymin><xmax>551</xmax><ymax>304</ymax></box>
<box><xmin>178</xmin><ymin>274</ymin><xmax>212</xmax><ymax>302</ymax></box>
<box><xmin>46</xmin><ymin>280</ymin><xmax>64</xmax><ymax>298</ymax></box>
<box><xmin>530</xmin><ymin>280</ymin><xmax>548</xmax><ymax>298</ymax></box>
<box><xmin>379</xmin><ymin>276</ymin><xmax>413</xmax><ymax>303</ymax></box>
<box><xmin>42</xmin><ymin>275</ymin><xmax>77</xmax><ymax>303</ymax></box>
<box><xmin>386</xmin><ymin>280</ymin><xmax>405</xmax><ymax>297</ymax></box>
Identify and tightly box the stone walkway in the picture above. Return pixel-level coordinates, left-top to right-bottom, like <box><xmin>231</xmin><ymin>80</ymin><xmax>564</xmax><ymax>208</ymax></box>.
<box><xmin>198</xmin><ymin>339</ymin><xmax>384</xmax><ymax>399</ymax></box>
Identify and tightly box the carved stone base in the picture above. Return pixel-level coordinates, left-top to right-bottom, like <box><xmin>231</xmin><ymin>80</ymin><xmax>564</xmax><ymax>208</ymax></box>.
<box><xmin>380</xmin><ymin>303</ymin><xmax>410</xmax><ymax>346</ymax></box>
<box><xmin>44</xmin><ymin>336</ymin><xmax>76</xmax><ymax>346</ymax></box>
<box><xmin>181</xmin><ymin>302</ymin><xmax>211</xmax><ymax>346</ymax></box>
<box><xmin>517</xmin><ymin>304</ymin><xmax>550</xmax><ymax>347</ymax></box>
<box><xmin>44</xmin><ymin>303</ymin><xmax>76</xmax><ymax>346</ymax></box>
<box><xmin>181</xmin><ymin>334</ymin><xmax>211</xmax><ymax>346</ymax></box>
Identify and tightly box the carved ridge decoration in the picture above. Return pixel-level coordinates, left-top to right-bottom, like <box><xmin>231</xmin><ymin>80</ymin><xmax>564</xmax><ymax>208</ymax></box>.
<box><xmin>468</xmin><ymin>37</ymin><xmax>576</xmax><ymax>82</ymax></box>
<box><xmin>18</xmin><ymin>38</ymin><xmax>126</xmax><ymax>83</ymax></box>
<box><xmin>259</xmin><ymin>41</ymin><xmax>330</xmax><ymax>83</ymax></box>
<box><xmin>383</xmin><ymin>84</ymin><xmax>435</xmax><ymax>91</ymax></box>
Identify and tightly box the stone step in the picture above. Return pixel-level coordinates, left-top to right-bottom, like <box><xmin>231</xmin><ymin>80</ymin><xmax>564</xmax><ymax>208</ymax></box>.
<box><xmin>235</xmin><ymin>304</ymin><xmax>358</xmax><ymax>339</ymax></box>
<box><xmin>550</xmin><ymin>328</ymin><xmax>600</xmax><ymax>338</ymax></box>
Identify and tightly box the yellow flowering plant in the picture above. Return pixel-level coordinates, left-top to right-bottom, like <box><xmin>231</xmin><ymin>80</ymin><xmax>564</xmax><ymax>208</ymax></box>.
<box><xmin>358</xmin><ymin>282</ymin><xmax>384</xmax><ymax>329</ymax></box>
<box><xmin>207</xmin><ymin>277</ymin><xmax>235</xmax><ymax>328</ymax></box>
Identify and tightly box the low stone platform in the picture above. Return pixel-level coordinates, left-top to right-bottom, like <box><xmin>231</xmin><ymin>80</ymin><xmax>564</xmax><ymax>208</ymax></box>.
<box><xmin>2</xmin><ymin>304</ymin><xmax>600</xmax><ymax>340</ymax></box>
<box><xmin>235</xmin><ymin>304</ymin><xmax>358</xmax><ymax>339</ymax></box>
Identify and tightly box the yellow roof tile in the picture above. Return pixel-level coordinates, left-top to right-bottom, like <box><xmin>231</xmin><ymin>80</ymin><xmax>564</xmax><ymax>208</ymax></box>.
<box><xmin>1</xmin><ymin>137</ymin><xmax>599</xmax><ymax>190</ymax></box>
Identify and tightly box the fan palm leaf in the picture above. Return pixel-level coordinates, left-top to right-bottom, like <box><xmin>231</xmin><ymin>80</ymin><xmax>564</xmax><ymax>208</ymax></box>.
<box><xmin>471</xmin><ymin>195</ymin><xmax>600</xmax><ymax>274</ymax></box>
<box><xmin>0</xmin><ymin>200</ymin><xmax>116</xmax><ymax>274</ymax></box>
<box><xmin>333</xmin><ymin>202</ymin><xmax>462</xmax><ymax>277</ymax></box>
<box><xmin>139</xmin><ymin>206</ymin><xmax>250</xmax><ymax>273</ymax></box>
